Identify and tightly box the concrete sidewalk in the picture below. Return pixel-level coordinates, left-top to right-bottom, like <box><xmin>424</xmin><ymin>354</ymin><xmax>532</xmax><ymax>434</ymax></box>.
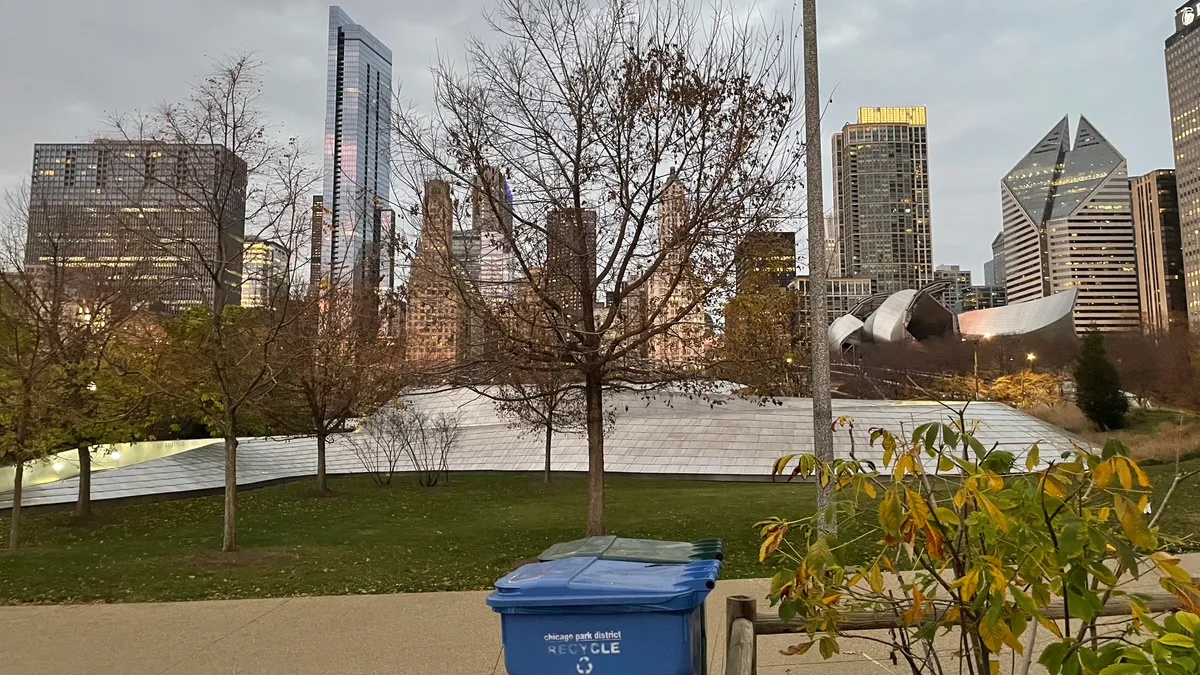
<box><xmin>2</xmin><ymin>555</ymin><xmax>1197</xmax><ymax>675</ymax></box>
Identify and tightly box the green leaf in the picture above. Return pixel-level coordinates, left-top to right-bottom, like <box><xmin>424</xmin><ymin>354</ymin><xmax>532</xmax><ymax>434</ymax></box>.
<box><xmin>1098</xmin><ymin>665</ymin><xmax>1145</xmax><ymax>675</ymax></box>
<box><xmin>942</xmin><ymin>425</ymin><xmax>960</xmax><ymax>450</ymax></box>
<box><xmin>1026</xmin><ymin>444</ymin><xmax>1041</xmax><ymax>471</ymax></box>
<box><xmin>879</xmin><ymin>491</ymin><xmax>903</xmax><ymax>536</ymax></box>
<box><xmin>779</xmin><ymin>599</ymin><xmax>798</xmax><ymax>624</ymax></box>
<box><xmin>938</xmin><ymin>455</ymin><xmax>955</xmax><ymax>472</ymax></box>
<box><xmin>818</xmin><ymin>636</ymin><xmax>839</xmax><ymax>659</ymax></box>
<box><xmin>1040</xmin><ymin>641</ymin><xmax>1073</xmax><ymax>675</ymax></box>
<box><xmin>924</xmin><ymin>423</ymin><xmax>939</xmax><ymax>451</ymax></box>
<box><xmin>1176</xmin><ymin>612</ymin><xmax>1200</xmax><ymax>636</ymax></box>
<box><xmin>1159</xmin><ymin>633</ymin><xmax>1195</xmax><ymax>649</ymax></box>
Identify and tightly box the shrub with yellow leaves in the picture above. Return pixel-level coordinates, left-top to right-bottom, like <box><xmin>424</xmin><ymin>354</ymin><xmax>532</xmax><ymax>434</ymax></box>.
<box><xmin>758</xmin><ymin>407</ymin><xmax>1200</xmax><ymax>675</ymax></box>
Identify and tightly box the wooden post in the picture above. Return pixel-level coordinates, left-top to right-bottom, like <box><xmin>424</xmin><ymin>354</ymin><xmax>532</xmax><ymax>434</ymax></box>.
<box><xmin>726</xmin><ymin>595</ymin><xmax>756</xmax><ymax>675</ymax></box>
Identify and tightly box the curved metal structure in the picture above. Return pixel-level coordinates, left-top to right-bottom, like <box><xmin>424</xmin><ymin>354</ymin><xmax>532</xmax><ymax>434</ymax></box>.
<box><xmin>958</xmin><ymin>289</ymin><xmax>1077</xmax><ymax>340</ymax></box>
<box><xmin>828</xmin><ymin>284</ymin><xmax>956</xmax><ymax>350</ymax></box>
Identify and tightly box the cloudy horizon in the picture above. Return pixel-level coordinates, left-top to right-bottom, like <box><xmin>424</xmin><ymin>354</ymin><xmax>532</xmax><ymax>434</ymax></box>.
<box><xmin>0</xmin><ymin>0</ymin><xmax>1181</xmax><ymax>277</ymax></box>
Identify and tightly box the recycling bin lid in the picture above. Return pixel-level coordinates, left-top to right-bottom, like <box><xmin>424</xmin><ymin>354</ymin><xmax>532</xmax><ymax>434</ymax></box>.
<box><xmin>538</xmin><ymin>536</ymin><xmax>724</xmax><ymax>564</ymax></box>
<box><xmin>486</xmin><ymin>556</ymin><xmax>721</xmax><ymax>612</ymax></box>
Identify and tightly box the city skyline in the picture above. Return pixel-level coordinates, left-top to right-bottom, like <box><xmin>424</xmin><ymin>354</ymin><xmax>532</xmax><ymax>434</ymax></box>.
<box><xmin>0</xmin><ymin>1</ymin><xmax>1180</xmax><ymax>281</ymax></box>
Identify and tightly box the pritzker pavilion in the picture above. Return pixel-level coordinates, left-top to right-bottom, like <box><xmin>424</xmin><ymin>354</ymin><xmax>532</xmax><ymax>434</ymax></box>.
<box><xmin>1</xmin><ymin>389</ymin><xmax>1082</xmax><ymax>509</ymax></box>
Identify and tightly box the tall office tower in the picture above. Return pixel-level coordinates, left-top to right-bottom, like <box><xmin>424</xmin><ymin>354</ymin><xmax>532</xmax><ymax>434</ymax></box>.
<box><xmin>472</xmin><ymin>166</ymin><xmax>515</xmax><ymax>304</ymax></box>
<box><xmin>1166</xmin><ymin>3</ymin><xmax>1200</xmax><ymax>326</ymax></box>
<box><xmin>962</xmin><ymin>285</ymin><xmax>1007</xmax><ymax>311</ymax></box>
<box><xmin>934</xmin><ymin>264</ymin><xmax>972</xmax><ymax>313</ymax></box>
<box><xmin>309</xmin><ymin>196</ymin><xmax>327</xmax><ymax>290</ymax></box>
<box><xmin>318</xmin><ymin>6</ymin><xmax>392</xmax><ymax>294</ymax></box>
<box><xmin>734</xmin><ymin>232</ymin><xmax>797</xmax><ymax>290</ymax></box>
<box><xmin>241</xmin><ymin>236</ymin><xmax>288</xmax><ymax>309</ymax></box>
<box><xmin>404</xmin><ymin>180</ymin><xmax>459</xmax><ymax>363</ymax></box>
<box><xmin>648</xmin><ymin>174</ymin><xmax>707</xmax><ymax>366</ymax></box>
<box><xmin>1002</xmin><ymin>116</ymin><xmax>1139</xmax><ymax>333</ymax></box>
<box><xmin>832</xmin><ymin>106</ymin><xmax>933</xmax><ymax>295</ymax></box>
<box><xmin>984</xmin><ymin>232</ymin><xmax>1006</xmax><ymax>287</ymax></box>
<box><xmin>791</xmin><ymin>276</ymin><xmax>874</xmax><ymax>322</ymax></box>
<box><xmin>1132</xmin><ymin>170</ymin><xmax>1186</xmax><ymax>333</ymax></box>
<box><xmin>26</xmin><ymin>141</ymin><xmax>247</xmax><ymax>313</ymax></box>
<box><xmin>545</xmin><ymin>208</ymin><xmax>597</xmax><ymax>325</ymax></box>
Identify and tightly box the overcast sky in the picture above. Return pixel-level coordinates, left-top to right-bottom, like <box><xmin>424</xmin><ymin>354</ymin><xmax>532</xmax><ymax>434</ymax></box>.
<box><xmin>0</xmin><ymin>0</ymin><xmax>1181</xmax><ymax>277</ymax></box>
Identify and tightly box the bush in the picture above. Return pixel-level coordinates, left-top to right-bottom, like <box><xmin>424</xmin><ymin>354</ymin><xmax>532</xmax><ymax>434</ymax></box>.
<box><xmin>1074</xmin><ymin>333</ymin><xmax>1128</xmax><ymax>431</ymax></box>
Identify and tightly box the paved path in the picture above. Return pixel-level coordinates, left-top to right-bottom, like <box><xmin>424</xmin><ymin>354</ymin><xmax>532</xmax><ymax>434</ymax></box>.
<box><xmin>3</xmin><ymin>555</ymin><xmax>1197</xmax><ymax>675</ymax></box>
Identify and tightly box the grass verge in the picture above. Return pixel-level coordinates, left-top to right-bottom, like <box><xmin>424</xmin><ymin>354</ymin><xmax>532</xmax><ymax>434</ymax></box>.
<box><xmin>1</xmin><ymin>463</ymin><xmax>1196</xmax><ymax>605</ymax></box>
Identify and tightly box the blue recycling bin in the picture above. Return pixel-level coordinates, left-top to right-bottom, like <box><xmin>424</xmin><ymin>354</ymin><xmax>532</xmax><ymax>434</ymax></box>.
<box><xmin>487</xmin><ymin>556</ymin><xmax>721</xmax><ymax>675</ymax></box>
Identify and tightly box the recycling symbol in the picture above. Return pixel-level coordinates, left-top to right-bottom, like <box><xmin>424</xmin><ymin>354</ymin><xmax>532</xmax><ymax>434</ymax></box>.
<box><xmin>576</xmin><ymin>656</ymin><xmax>594</xmax><ymax>674</ymax></box>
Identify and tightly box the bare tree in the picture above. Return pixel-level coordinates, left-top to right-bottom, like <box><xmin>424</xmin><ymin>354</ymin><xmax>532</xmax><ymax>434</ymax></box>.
<box><xmin>495</xmin><ymin>374</ymin><xmax>589</xmax><ymax>484</ymax></box>
<box><xmin>348</xmin><ymin>404</ymin><xmax>461</xmax><ymax>487</ymax></box>
<box><xmin>393</xmin><ymin>0</ymin><xmax>804</xmax><ymax>534</ymax></box>
<box><xmin>107</xmin><ymin>55</ymin><xmax>318</xmax><ymax>551</ymax></box>
<box><xmin>265</xmin><ymin>283</ymin><xmax>404</xmax><ymax>494</ymax></box>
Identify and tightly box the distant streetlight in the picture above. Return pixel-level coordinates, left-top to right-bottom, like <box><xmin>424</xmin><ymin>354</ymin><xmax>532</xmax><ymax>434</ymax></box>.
<box><xmin>1027</xmin><ymin>353</ymin><xmax>1037</xmax><ymax>363</ymax></box>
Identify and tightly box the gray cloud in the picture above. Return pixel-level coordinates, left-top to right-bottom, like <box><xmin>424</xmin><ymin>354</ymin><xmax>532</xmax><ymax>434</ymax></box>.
<box><xmin>0</xmin><ymin>0</ymin><xmax>1178</xmax><ymax>277</ymax></box>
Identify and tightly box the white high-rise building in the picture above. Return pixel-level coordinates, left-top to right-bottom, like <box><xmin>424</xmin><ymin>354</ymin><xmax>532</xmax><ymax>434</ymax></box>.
<box><xmin>1001</xmin><ymin>116</ymin><xmax>1138</xmax><ymax>333</ymax></box>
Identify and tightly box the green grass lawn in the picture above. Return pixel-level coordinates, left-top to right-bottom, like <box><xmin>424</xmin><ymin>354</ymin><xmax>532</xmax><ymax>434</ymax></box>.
<box><xmin>1</xmin><ymin>460</ymin><xmax>1197</xmax><ymax>605</ymax></box>
<box><xmin>0</xmin><ymin>474</ymin><xmax>826</xmax><ymax>604</ymax></box>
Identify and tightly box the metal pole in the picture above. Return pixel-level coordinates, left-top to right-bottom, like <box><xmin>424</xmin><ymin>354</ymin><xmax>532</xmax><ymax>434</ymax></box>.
<box><xmin>803</xmin><ymin>0</ymin><xmax>835</xmax><ymax>533</ymax></box>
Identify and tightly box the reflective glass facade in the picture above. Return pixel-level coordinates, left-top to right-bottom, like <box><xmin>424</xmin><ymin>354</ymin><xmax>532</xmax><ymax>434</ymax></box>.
<box><xmin>27</xmin><ymin>141</ymin><xmax>247</xmax><ymax>313</ymax></box>
<box><xmin>1166</xmin><ymin>2</ymin><xmax>1200</xmax><ymax>327</ymax></box>
<box><xmin>320</xmin><ymin>6</ymin><xmax>392</xmax><ymax>293</ymax></box>
<box><xmin>1001</xmin><ymin>117</ymin><xmax>1138</xmax><ymax>333</ymax></box>
<box><xmin>832</xmin><ymin>107</ymin><xmax>933</xmax><ymax>296</ymax></box>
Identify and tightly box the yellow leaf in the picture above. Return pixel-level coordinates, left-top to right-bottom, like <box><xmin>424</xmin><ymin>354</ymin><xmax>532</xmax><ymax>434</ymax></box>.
<box><xmin>861</xmin><ymin>479</ymin><xmax>878</xmax><ymax>499</ymax></box>
<box><xmin>1094</xmin><ymin>459</ymin><xmax>1114</xmax><ymax>489</ymax></box>
<box><xmin>760</xmin><ymin>523</ymin><xmax>788</xmax><ymax>562</ymax></box>
<box><xmin>960</xmin><ymin>568</ymin><xmax>981</xmax><ymax>600</ymax></box>
<box><xmin>938</xmin><ymin>455</ymin><xmax>955</xmax><ymax>472</ymax></box>
<box><xmin>772</xmin><ymin>454</ymin><xmax>797</xmax><ymax>476</ymax></box>
<box><xmin>868</xmin><ymin>562</ymin><xmax>884</xmax><ymax>594</ymax></box>
<box><xmin>882</xmin><ymin>433</ymin><xmax>896</xmax><ymax>468</ymax></box>
<box><xmin>1026</xmin><ymin>445</ymin><xmax>1041</xmax><ymax>472</ymax></box>
<box><xmin>976</xmin><ymin>493</ymin><xmax>1010</xmax><ymax>532</ymax></box>
<box><xmin>1038</xmin><ymin>615</ymin><xmax>1064</xmax><ymax>639</ymax></box>
<box><xmin>1115</xmin><ymin>458</ymin><xmax>1132</xmax><ymax>491</ymax></box>
<box><xmin>979</xmin><ymin>615</ymin><xmax>1005</xmax><ymax>652</ymax></box>
<box><xmin>1098</xmin><ymin>507</ymin><xmax>1111</xmax><ymax>522</ymax></box>
<box><xmin>821</xmin><ymin>592</ymin><xmax>842</xmax><ymax>605</ymax></box>
<box><xmin>987</xmin><ymin>472</ymin><xmax>1004</xmax><ymax>492</ymax></box>
<box><xmin>1042</xmin><ymin>475</ymin><xmax>1067</xmax><ymax>499</ymax></box>
<box><xmin>1114</xmin><ymin>494</ymin><xmax>1156</xmax><ymax>549</ymax></box>
<box><xmin>1152</xmin><ymin>551</ymin><xmax>1194</xmax><ymax>584</ymax></box>
<box><xmin>989</xmin><ymin>661</ymin><xmax>1000</xmax><ymax>675</ymax></box>
<box><xmin>1129</xmin><ymin>458</ymin><xmax>1151</xmax><ymax>488</ymax></box>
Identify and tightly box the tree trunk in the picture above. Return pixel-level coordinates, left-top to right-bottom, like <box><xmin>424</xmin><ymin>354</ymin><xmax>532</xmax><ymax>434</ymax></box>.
<box><xmin>803</xmin><ymin>0</ymin><xmax>836</xmax><ymax>535</ymax></box>
<box><xmin>75</xmin><ymin>446</ymin><xmax>91</xmax><ymax>519</ymax></box>
<box><xmin>222</xmin><ymin>434</ymin><xmax>238</xmax><ymax>552</ymax></box>
<box><xmin>544</xmin><ymin>422</ymin><xmax>553</xmax><ymax>484</ymax></box>
<box><xmin>316</xmin><ymin>432</ymin><xmax>328</xmax><ymax>493</ymax></box>
<box><xmin>8</xmin><ymin>461</ymin><xmax>23</xmax><ymax>551</ymax></box>
<box><xmin>584</xmin><ymin>371</ymin><xmax>605</xmax><ymax>536</ymax></box>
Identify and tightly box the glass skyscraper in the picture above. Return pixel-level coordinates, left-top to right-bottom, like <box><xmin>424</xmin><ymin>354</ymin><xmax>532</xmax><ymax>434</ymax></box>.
<box><xmin>1166</xmin><ymin>2</ymin><xmax>1200</xmax><ymax>327</ymax></box>
<box><xmin>1001</xmin><ymin>117</ymin><xmax>1138</xmax><ymax>333</ymax></box>
<box><xmin>832</xmin><ymin>107</ymin><xmax>933</xmax><ymax>296</ymax></box>
<box><xmin>319</xmin><ymin>6</ymin><xmax>392</xmax><ymax>293</ymax></box>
